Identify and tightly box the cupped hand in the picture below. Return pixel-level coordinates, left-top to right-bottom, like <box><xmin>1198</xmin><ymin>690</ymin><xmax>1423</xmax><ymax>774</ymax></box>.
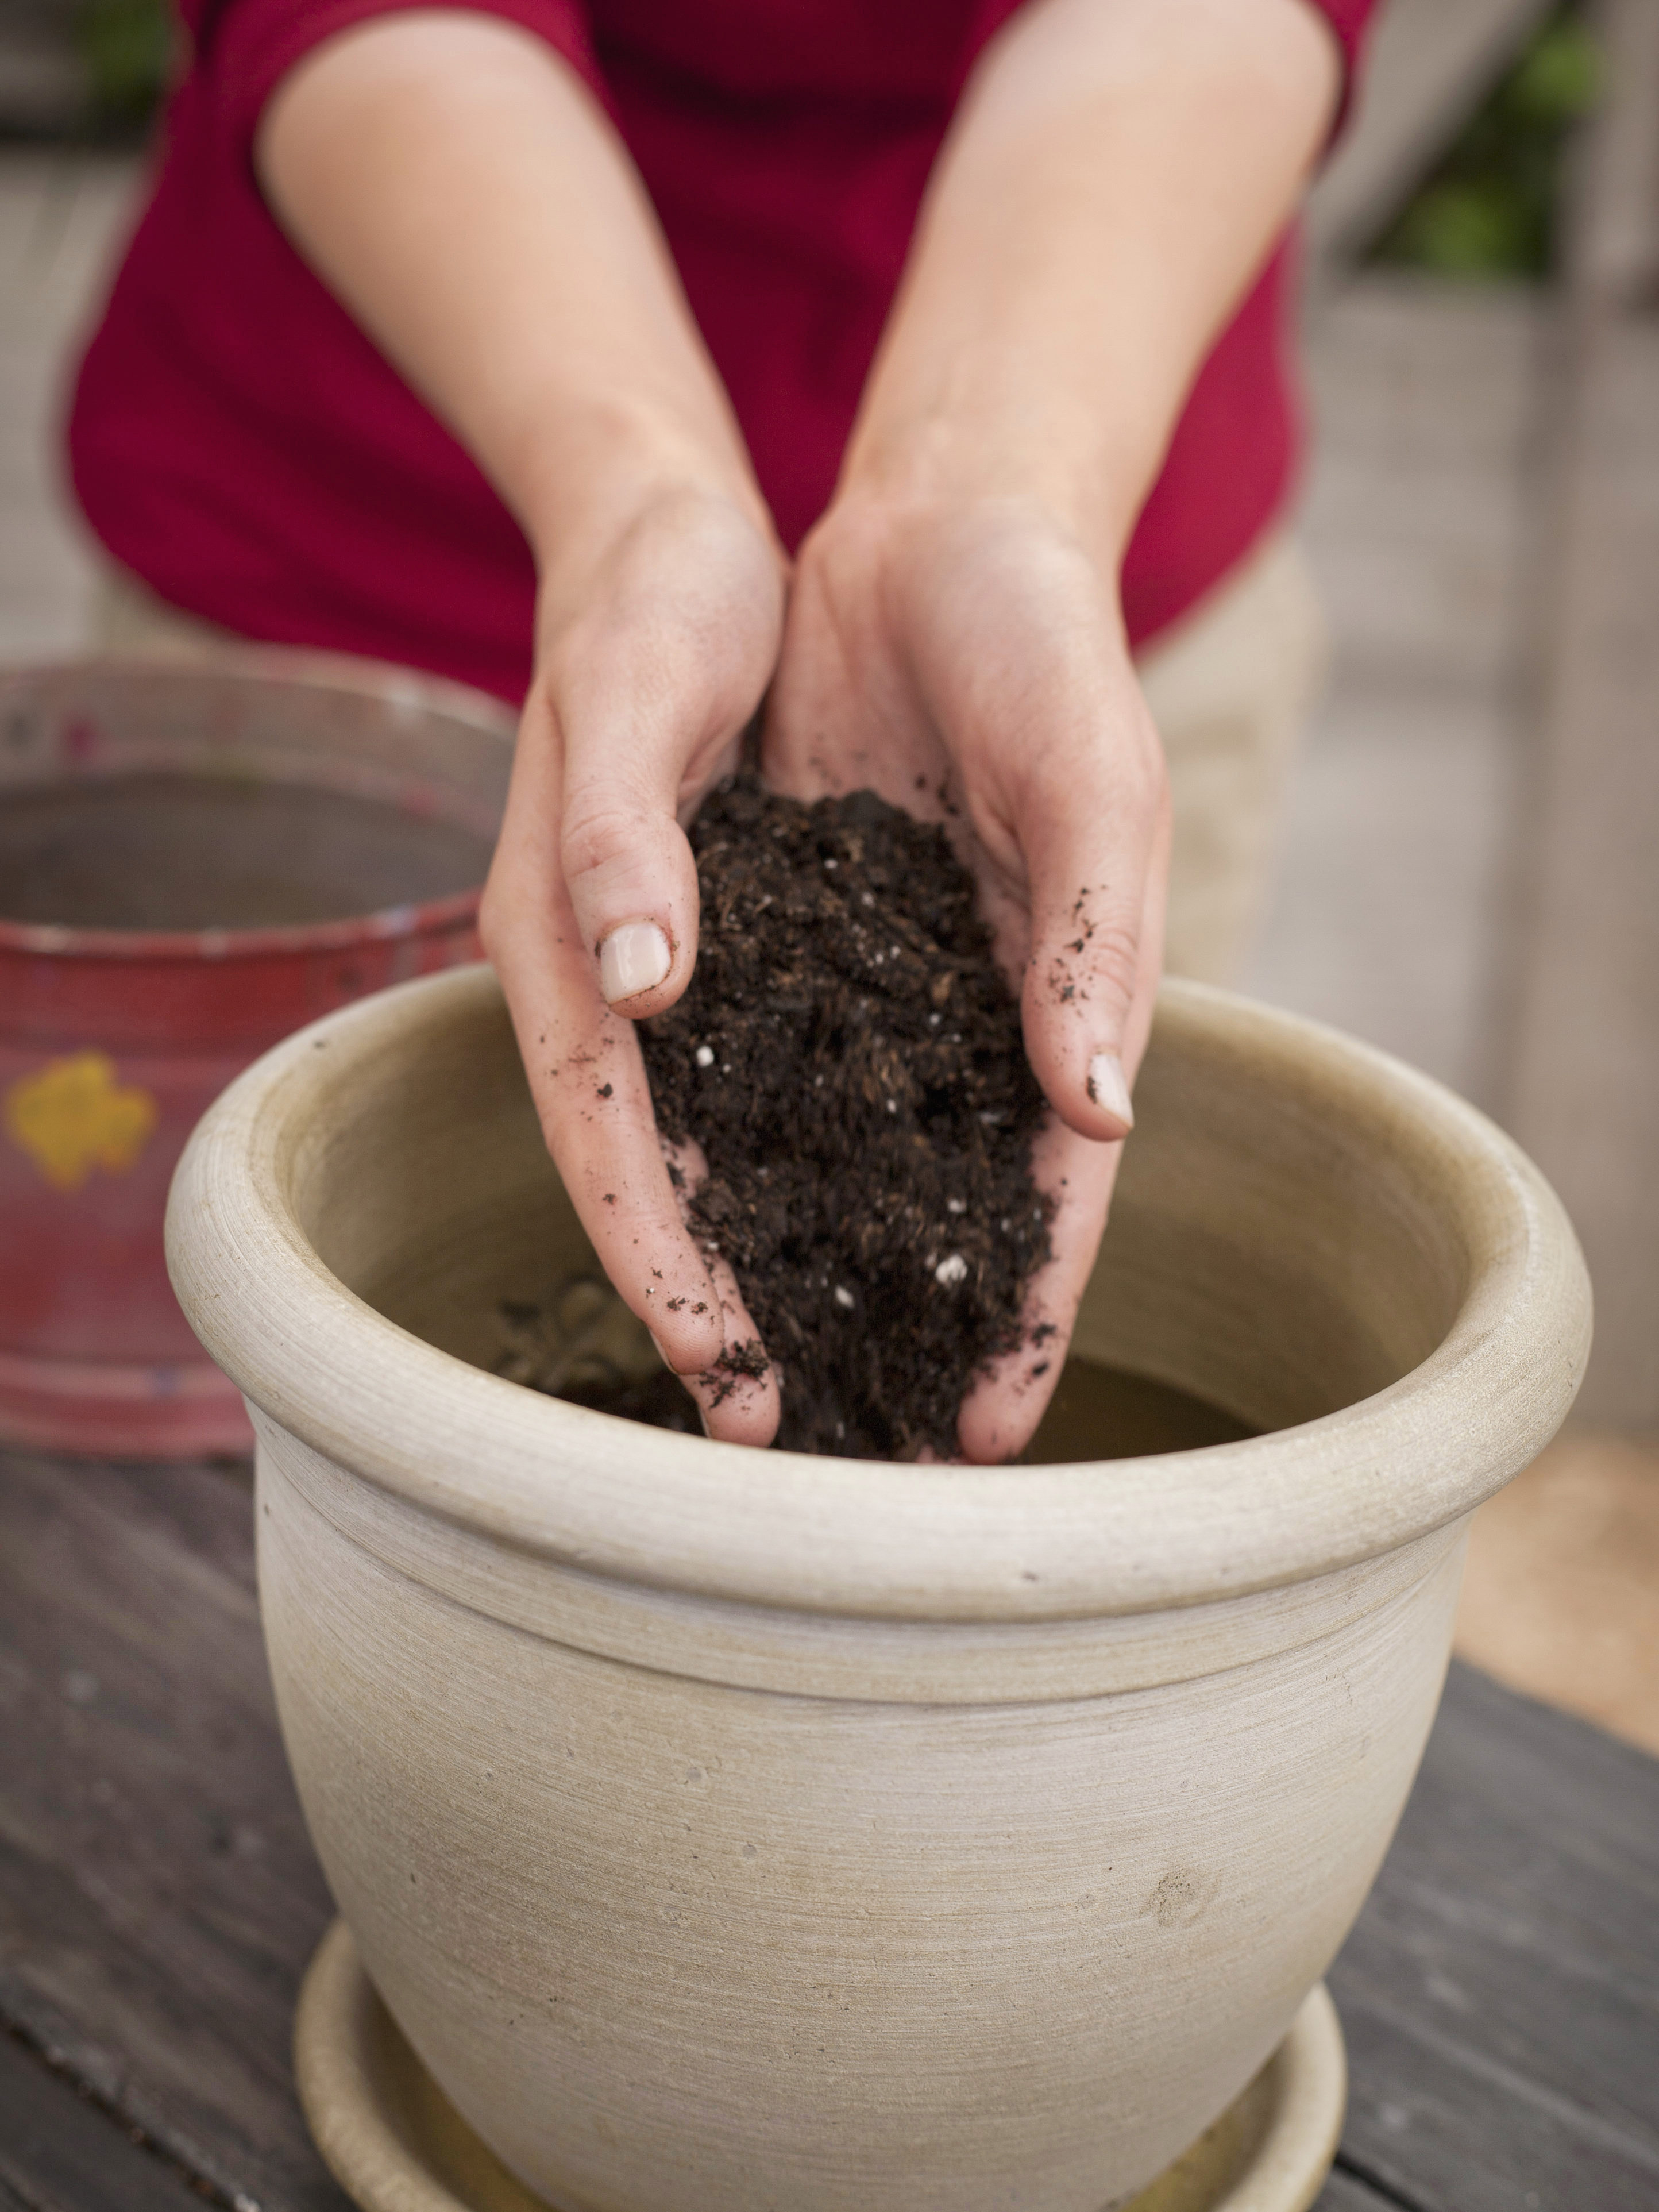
<box><xmin>480</xmin><ymin>480</ymin><xmax>786</xmax><ymax>1442</ymax></box>
<box><xmin>762</xmin><ymin>490</ymin><xmax>1170</xmax><ymax>1462</ymax></box>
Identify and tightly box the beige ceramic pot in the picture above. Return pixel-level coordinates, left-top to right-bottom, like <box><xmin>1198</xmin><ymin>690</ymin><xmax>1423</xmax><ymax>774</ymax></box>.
<box><xmin>167</xmin><ymin>968</ymin><xmax>1589</xmax><ymax>2212</ymax></box>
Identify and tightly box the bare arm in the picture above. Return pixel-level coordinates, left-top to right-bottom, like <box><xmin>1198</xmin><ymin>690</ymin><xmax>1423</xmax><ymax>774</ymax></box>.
<box><xmin>766</xmin><ymin>0</ymin><xmax>1340</xmax><ymax>1456</ymax></box>
<box><xmin>259</xmin><ymin>10</ymin><xmax>762</xmax><ymax>575</ymax></box>
<box><xmin>260</xmin><ymin>13</ymin><xmax>788</xmax><ymax>1438</ymax></box>
<box><xmin>256</xmin><ymin>0</ymin><xmax>1340</xmax><ymax>1458</ymax></box>
<box><xmin>850</xmin><ymin>0</ymin><xmax>1341</xmax><ymax>546</ymax></box>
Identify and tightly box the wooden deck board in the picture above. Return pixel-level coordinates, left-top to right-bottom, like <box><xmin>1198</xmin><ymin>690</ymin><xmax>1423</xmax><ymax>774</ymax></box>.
<box><xmin>2</xmin><ymin>1447</ymin><xmax>1657</xmax><ymax>2212</ymax></box>
<box><xmin>1328</xmin><ymin>1666</ymin><xmax>1659</xmax><ymax>2210</ymax></box>
<box><xmin>0</xmin><ymin>1450</ymin><xmax>346</xmax><ymax>2211</ymax></box>
<box><xmin>0</xmin><ymin>2027</ymin><xmax>215</xmax><ymax>2212</ymax></box>
<box><xmin>1315</xmin><ymin>2169</ymin><xmax>1417</xmax><ymax>2212</ymax></box>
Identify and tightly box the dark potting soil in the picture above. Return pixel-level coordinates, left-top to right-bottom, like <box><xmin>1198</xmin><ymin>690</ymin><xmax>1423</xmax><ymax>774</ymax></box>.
<box><xmin>0</xmin><ymin>773</ymin><xmax>494</xmax><ymax>931</ymax></box>
<box><xmin>638</xmin><ymin>773</ymin><xmax>1055</xmax><ymax>1459</ymax></box>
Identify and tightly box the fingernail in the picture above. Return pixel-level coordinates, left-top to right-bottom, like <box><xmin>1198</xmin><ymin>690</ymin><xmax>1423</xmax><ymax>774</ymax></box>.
<box><xmin>599</xmin><ymin>920</ymin><xmax>671</xmax><ymax>1004</ymax></box>
<box><xmin>1086</xmin><ymin>1051</ymin><xmax>1134</xmax><ymax>1131</ymax></box>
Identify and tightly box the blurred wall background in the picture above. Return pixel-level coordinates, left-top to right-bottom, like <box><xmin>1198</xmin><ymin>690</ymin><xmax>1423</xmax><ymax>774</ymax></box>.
<box><xmin>1253</xmin><ymin>0</ymin><xmax>1659</xmax><ymax>1447</ymax></box>
<box><xmin>1264</xmin><ymin>0</ymin><xmax>1659</xmax><ymax>1750</ymax></box>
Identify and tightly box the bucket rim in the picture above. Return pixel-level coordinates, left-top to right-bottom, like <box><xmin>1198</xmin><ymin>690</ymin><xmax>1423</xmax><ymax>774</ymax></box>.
<box><xmin>0</xmin><ymin>648</ymin><xmax>512</xmax><ymax>961</ymax></box>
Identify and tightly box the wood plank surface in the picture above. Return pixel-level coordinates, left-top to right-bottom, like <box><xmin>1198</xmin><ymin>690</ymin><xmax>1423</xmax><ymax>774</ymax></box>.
<box><xmin>1315</xmin><ymin>2170</ymin><xmax>1415</xmax><ymax>2212</ymax></box>
<box><xmin>0</xmin><ymin>1449</ymin><xmax>348</xmax><ymax>2211</ymax></box>
<box><xmin>1329</xmin><ymin>1663</ymin><xmax>1659</xmax><ymax>2210</ymax></box>
<box><xmin>0</xmin><ymin>2026</ymin><xmax>211</xmax><ymax>2212</ymax></box>
<box><xmin>2</xmin><ymin>1447</ymin><xmax>1657</xmax><ymax>2212</ymax></box>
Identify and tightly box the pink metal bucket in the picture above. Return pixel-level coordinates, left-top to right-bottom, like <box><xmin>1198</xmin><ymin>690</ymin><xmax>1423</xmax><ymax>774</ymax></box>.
<box><xmin>0</xmin><ymin>651</ymin><xmax>514</xmax><ymax>1458</ymax></box>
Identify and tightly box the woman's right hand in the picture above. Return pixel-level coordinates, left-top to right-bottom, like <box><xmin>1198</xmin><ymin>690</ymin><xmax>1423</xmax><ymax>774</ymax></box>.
<box><xmin>480</xmin><ymin>475</ymin><xmax>788</xmax><ymax>1443</ymax></box>
<box><xmin>259</xmin><ymin>11</ymin><xmax>791</xmax><ymax>1438</ymax></box>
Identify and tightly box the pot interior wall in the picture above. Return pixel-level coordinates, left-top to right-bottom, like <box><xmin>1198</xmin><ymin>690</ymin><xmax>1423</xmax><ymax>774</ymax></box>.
<box><xmin>302</xmin><ymin>986</ymin><xmax>1472</xmax><ymax>1447</ymax></box>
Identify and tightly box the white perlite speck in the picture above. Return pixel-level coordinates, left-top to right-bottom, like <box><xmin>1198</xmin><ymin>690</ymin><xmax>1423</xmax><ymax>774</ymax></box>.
<box><xmin>935</xmin><ymin>1254</ymin><xmax>969</xmax><ymax>1286</ymax></box>
<box><xmin>695</xmin><ymin>1045</ymin><xmax>715</xmax><ymax>1067</ymax></box>
<box><xmin>834</xmin><ymin>1286</ymin><xmax>855</xmax><ymax>1309</ymax></box>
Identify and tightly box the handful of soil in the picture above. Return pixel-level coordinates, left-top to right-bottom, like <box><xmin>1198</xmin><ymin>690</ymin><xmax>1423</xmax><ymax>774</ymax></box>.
<box><xmin>640</xmin><ymin>773</ymin><xmax>1054</xmax><ymax>1458</ymax></box>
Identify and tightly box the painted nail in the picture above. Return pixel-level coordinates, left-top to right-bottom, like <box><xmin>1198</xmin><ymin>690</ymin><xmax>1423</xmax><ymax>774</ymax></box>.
<box><xmin>598</xmin><ymin>920</ymin><xmax>671</xmax><ymax>1004</ymax></box>
<box><xmin>1085</xmin><ymin>1051</ymin><xmax>1134</xmax><ymax>1131</ymax></box>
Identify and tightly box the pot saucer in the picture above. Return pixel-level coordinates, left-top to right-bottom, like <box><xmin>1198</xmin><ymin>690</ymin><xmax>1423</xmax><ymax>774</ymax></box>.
<box><xmin>295</xmin><ymin>1919</ymin><xmax>1346</xmax><ymax>2212</ymax></box>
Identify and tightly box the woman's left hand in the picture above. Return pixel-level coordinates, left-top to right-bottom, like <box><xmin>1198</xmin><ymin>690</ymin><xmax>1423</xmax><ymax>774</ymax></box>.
<box><xmin>763</xmin><ymin>485</ymin><xmax>1170</xmax><ymax>1460</ymax></box>
<box><xmin>757</xmin><ymin>0</ymin><xmax>1338</xmax><ymax>1456</ymax></box>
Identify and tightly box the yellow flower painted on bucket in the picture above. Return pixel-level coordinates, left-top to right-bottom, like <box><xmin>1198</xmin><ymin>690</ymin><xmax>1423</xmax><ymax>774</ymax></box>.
<box><xmin>3</xmin><ymin>1051</ymin><xmax>159</xmax><ymax>1192</ymax></box>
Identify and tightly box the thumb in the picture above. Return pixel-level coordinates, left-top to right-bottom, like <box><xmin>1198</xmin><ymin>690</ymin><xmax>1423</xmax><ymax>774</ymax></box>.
<box><xmin>554</xmin><ymin>622</ymin><xmax>762</xmax><ymax>1019</ymax></box>
<box><xmin>560</xmin><ymin>741</ymin><xmax>708</xmax><ymax>1021</ymax></box>
<box><xmin>549</xmin><ymin>491</ymin><xmax>783</xmax><ymax>1020</ymax></box>
<box><xmin>1017</xmin><ymin>716</ymin><xmax>1169</xmax><ymax>1143</ymax></box>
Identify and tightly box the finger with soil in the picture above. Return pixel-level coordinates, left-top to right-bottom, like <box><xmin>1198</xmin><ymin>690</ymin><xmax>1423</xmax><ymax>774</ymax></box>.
<box><xmin>955</xmin><ymin>1112</ymin><xmax>1124</xmax><ymax>1464</ymax></box>
<box><xmin>483</xmin><ymin>745</ymin><xmax>727</xmax><ymax>1378</ymax></box>
<box><xmin>658</xmin><ymin>1136</ymin><xmax>781</xmax><ymax>1446</ymax></box>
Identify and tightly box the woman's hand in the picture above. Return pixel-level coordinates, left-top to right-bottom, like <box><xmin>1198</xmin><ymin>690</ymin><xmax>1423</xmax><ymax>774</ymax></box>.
<box><xmin>481</xmin><ymin>477</ymin><xmax>786</xmax><ymax>1442</ymax></box>
<box><xmin>260</xmin><ymin>0</ymin><xmax>1338</xmax><ymax>1456</ymax></box>
<box><xmin>760</xmin><ymin>0</ymin><xmax>1338</xmax><ymax>1458</ymax></box>
<box><xmin>764</xmin><ymin>490</ymin><xmax>1168</xmax><ymax>1459</ymax></box>
<box><xmin>260</xmin><ymin>10</ymin><xmax>789</xmax><ymax>1438</ymax></box>
<box><xmin>623</xmin><ymin>0</ymin><xmax>1334</xmax><ymax>1463</ymax></box>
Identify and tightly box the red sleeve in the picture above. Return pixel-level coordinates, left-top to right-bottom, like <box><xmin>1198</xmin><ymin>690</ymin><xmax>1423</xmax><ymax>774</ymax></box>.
<box><xmin>1305</xmin><ymin>0</ymin><xmax>1378</xmax><ymax>145</ymax></box>
<box><xmin>188</xmin><ymin>0</ymin><xmax>612</xmax><ymax>161</ymax></box>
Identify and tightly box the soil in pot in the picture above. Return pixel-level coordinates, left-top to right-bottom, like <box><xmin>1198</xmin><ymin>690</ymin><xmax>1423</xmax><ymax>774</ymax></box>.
<box><xmin>0</xmin><ymin>773</ymin><xmax>495</xmax><ymax>930</ymax></box>
<box><xmin>494</xmin><ymin>1277</ymin><xmax>1256</xmax><ymax>1462</ymax></box>
<box><xmin>638</xmin><ymin>774</ymin><xmax>1061</xmax><ymax>1460</ymax></box>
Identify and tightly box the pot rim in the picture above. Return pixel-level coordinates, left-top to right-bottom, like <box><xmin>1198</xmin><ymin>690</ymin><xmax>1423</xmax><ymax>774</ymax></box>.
<box><xmin>0</xmin><ymin>649</ymin><xmax>511</xmax><ymax>964</ymax></box>
<box><xmin>167</xmin><ymin>966</ymin><xmax>1591</xmax><ymax>1623</ymax></box>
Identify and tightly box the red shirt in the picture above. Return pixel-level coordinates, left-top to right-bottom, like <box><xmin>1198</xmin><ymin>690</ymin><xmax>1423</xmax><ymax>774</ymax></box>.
<box><xmin>70</xmin><ymin>0</ymin><xmax>1372</xmax><ymax>707</ymax></box>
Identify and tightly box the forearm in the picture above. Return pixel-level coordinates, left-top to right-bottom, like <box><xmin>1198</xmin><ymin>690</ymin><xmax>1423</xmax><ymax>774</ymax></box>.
<box><xmin>257</xmin><ymin>10</ymin><xmax>767</xmax><ymax>578</ymax></box>
<box><xmin>844</xmin><ymin>0</ymin><xmax>1341</xmax><ymax>560</ymax></box>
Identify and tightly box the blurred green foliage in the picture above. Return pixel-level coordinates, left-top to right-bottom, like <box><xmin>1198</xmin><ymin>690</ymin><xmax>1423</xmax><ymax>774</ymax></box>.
<box><xmin>1369</xmin><ymin>7</ymin><xmax>1602</xmax><ymax>279</ymax></box>
<box><xmin>75</xmin><ymin>0</ymin><xmax>172</xmax><ymax>130</ymax></box>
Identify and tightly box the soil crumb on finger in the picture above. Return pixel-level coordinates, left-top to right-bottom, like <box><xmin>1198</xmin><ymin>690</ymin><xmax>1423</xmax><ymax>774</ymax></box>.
<box><xmin>639</xmin><ymin>773</ymin><xmax>1054</xmax><ymax>1459</ymax></box>
<box><xmin>701</xmin><ymin>1336</ymin><xmax>771</xmax><ymax>1407</ymax></box>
